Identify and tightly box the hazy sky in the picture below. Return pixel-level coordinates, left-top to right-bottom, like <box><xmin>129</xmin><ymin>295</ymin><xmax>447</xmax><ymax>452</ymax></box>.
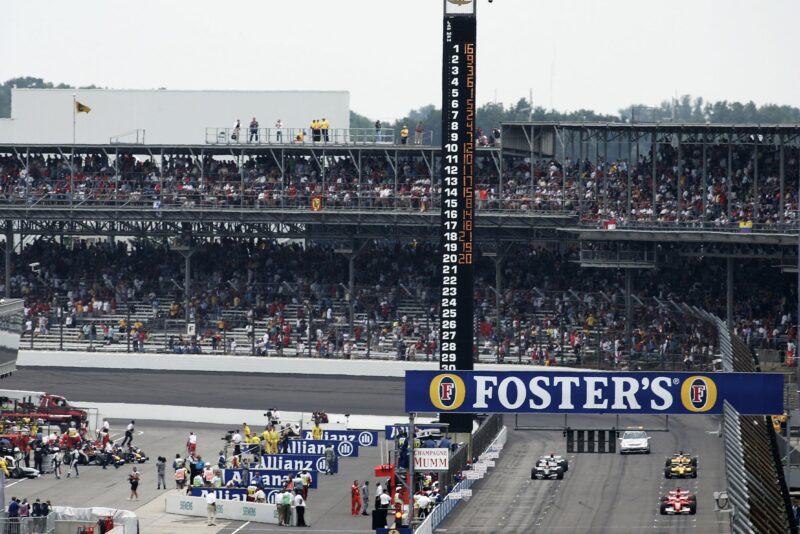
<box><xmin>2</xmin><ymin>0</ymin><xmax>798</xmax><ymax>122</ymax></box>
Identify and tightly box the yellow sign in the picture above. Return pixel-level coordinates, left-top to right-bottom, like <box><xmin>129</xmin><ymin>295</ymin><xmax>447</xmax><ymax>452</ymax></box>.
<box><xmin>429</xmin><ymin>373</ymin><xmax>466</xmax><ymax>411</ymax></box>
<box><xmin>680</xmin><ymin>375</ymin><xmax>718</xmax><ymax>413</ymax></box>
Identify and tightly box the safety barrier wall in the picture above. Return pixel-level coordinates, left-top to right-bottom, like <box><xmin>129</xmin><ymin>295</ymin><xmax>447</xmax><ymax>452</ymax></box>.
<box><xmin>18</xmin><ymin>349</ymin><xmax>533</xmax><ymax>377</ymax></box>
<box><xmin>165</xmin><ymin>493</ymin><xmax>310</xmax><ymax>525</ymax></box>
<box><xmin>415</xmin><ymin>425</ymin><xmax>508</xmax><ymax>534</ymax></box>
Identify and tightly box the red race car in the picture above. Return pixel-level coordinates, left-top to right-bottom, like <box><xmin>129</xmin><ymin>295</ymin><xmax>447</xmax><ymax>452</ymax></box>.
<box><xmin>659</xmin><ymin>488</ymin><xmax>697</xmax><ymax>515</ymax></box>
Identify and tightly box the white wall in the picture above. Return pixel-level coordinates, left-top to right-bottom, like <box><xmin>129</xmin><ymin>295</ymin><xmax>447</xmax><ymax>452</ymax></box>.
<box><xmin>7</xmin><ymin>89</ymin><xmax>349</xmax><ymax>145</ymax></box>
<box><xmin>0</xmin><ymin>119</ymin><xmax>13</xmax><ymax>142</ymax></box>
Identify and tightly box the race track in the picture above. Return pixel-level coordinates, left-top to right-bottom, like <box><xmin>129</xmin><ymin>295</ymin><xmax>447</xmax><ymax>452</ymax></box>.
<box><xmin>6</xmin><ymin>367</ymin><xmax>405</xmax><ymax>415</ymax></box>
<box><xmin>8</xmin><ymin>367</ymin><xmax>731</xmax><ymax>532</ymax></box>
<box><xmin>440</xmin><ymin>413</ymin><xmax>729</xmax><ymax>533</ymax></box>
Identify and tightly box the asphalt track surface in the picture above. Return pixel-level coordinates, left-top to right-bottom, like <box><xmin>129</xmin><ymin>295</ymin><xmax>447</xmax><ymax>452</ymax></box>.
<box><xmin>440</xmin><ymin>413</ymin><xmax>729</xmax><ymax>534</ymax></box>
<box><xmin>7</xmin><ymin>367</ymin><xmax>406</xmax><ymax>415</ymax></box>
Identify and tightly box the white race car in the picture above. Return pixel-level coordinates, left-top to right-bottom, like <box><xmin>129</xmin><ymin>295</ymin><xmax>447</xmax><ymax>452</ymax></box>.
<box><xmin>531</xmin><ymin>459</ymin><xmax>564</xmax><ymax>480</ymax></box>
<box><xmin>538</xmin><ymin>453</ymin><xmax>569</xmax><ymax>472</ymax></box>
<box><xmin>618</xmin><ymin>430</ymin><xmax>651</xmax><ymax>454</ymax></box>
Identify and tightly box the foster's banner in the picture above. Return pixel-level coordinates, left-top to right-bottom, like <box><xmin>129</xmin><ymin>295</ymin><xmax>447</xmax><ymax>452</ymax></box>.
<box><xmin>405</xmin><ymin>371</ymin><xmax>783</xmax><ymax>415</ymax></box>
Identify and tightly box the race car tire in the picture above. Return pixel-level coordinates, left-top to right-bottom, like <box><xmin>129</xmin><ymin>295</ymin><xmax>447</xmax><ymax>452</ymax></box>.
<box><xmin>531</xmin><ymin>468</ymin><xmax>536</xmax><ymax>480</ymax></box>
<box><xmin>689</xmin><ymin>502</ymin><xmax>697</xmax><ymax>515</ymax></box>
<box><xmin>659</xmin><ymin>504</ymin><xmax>668</xmax><ymax>515</ymax></box>
<box><xmin>555</xmin><ymin>467</ymin><xmax>564</xmax><ymax>480</ymax></box>
<box><xmin>12</xmin><ymin>467</ymin><xmax>21</xmax><ymax>479</ymax></box>
<box><xmin>665</xmin><ymin>458</ymin><xmax>672</xmax><ymax>467</ymax></box>
<box><xmin>688</xmin><ymin>495</ymin><xmax>697</xmax><ymax>504</ymax></box>
<box><xmin>691</xmin><ymin>471</ymin><xmax>697</xmax><ymax>478</ymax></box>
<box><xmin>660</xmin><ymin>496</ymin><xmax>669</xmax><ymax>503</ymax></box>
<box><xmin>561</xmin><ymin>460</ymin><xmax>569</xmax><ymax>472</ymax></box>
<box><xmin>690</xmin><ymin>457</ymin><xmax>698</xmax><ymax>467</ymax></box>
<box><xmin>664</xmin><ymin>467</ymin><xmax>671</xmax><ymax>479</ymax></box>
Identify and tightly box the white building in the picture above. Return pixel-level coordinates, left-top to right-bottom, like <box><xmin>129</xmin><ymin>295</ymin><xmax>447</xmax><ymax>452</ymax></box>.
<box><xmin>0</xmin><ymin>88</ymin><xmax>350</xmax><ymax>145</ymax></box>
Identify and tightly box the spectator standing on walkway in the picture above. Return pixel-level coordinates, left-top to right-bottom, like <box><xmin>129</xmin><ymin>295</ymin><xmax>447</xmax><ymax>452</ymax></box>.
<box><xmin>321</xmin><ymin>118</ymin><xmax>330</xmax><ymax>143</ymax></box>
<box><xmin>249</xmin><ymin>118</ymin><xmax>259</xmax><ymax>142</ymax></box>
<box><xmin>121</xmin><ymin>421</ymin><xmax>134</xmax><ymax>447</ymax></box>
<box><xmin>275</xmin><ymin>119</ymin><xmax>283</xmax><ymax>142</ymax></box>
<box><xmin>374</xmin><ymin>120</ymin><xmax>382</xmax><ymax>143</ymax></box>
<box><xmin>400</xmin><ymin>125</ymin><xmax>409</xmax><ymax>145</ymax></box>
<box><xmin>128</xmin><ymin>466</ymin><xmax>140</xmax><ymax>500</ymax></box>
<box><xmin>414</xmin><ymin>122</ymin><xmax>424</xmax><ymax>144</ymax></box>
<box><xmin>232</xmin><ymin>119</ymin><xmax>241</xmax><ymax>141</ymax></box>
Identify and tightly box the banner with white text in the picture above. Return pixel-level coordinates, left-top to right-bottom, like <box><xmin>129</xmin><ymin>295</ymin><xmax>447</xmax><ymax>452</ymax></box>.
<box><xmin>405</xmin><ymin>371</ymin><xmax>783</xmax><ymax>415</ymax></box>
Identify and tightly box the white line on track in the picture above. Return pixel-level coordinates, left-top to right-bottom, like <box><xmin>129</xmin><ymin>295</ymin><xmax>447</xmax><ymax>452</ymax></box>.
<box><xmin>230</xmin><ymin>521</ymin><xmax>250</xmax><ymax>534</ymax></box>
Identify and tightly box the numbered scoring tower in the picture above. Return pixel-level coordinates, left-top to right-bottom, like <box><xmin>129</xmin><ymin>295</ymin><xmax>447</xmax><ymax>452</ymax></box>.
<box><xmin>439</xmin><ymin>0</ymin><xmax>476</xmax><ymax>433</ymax></box>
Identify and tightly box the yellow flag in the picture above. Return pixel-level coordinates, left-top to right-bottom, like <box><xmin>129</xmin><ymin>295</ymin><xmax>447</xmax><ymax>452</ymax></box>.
<box><xmin>75</xmin><ymin>101</ymin><xmax>91</xmax><ymax>113</ymax></box>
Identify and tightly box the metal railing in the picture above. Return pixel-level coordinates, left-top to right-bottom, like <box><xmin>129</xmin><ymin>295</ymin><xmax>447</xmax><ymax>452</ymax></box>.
<box><xmin>415</xmin><ymin>424</ymin><xmax>508</xmax><ymax>534</ymax></box>
<box><xmin>0</xmin><ymin>515</ymin><xmax>55</xmax><ymax>534</ymax></box>
<box><xmin>109</xmin><ymin>129</ymin><xmax>146</xmax><ymax>145</ymax></box>
<box><xmin>205</xmin><ymin>127</ymin><xmax>421</xmax><ymax>146</ymax></box>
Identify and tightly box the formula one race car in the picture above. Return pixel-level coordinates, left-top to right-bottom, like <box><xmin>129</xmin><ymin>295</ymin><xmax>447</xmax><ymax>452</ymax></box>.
<box><xmin>659</xmin><ymin>488</ymin><xmax>697</xmax><ymax>515</ymax></box>
<box><xmin>665</xmin><ymin>461</ymin><xmax>697</xmax><ymax>479</ymax></box>
<box><xmin>538</xmin><ymin>453</ymin><xmax>569</xmax><ymax>472</ymax></box>
<box><xmin>531</xmin><ymin>458</ymin><xmax>565</xmax><ymax>480</ymax></box>
<box><xmin>3</xmin><ymin>456</ymin><xmax>40</xmax><ymax>479</ymax></box>
<box><xmin>665</xmin><ymin>452</ymin><xmax>698</xmax><ymax>468</ymax></box>
<box><xmin>124</xmin><ymin>445</ymin><xmax>149</xmax><ymax>464</ymax></box>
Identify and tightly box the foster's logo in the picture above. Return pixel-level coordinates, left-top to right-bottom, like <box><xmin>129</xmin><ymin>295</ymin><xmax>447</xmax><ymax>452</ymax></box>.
<box><xmin>680</xmin><ymin>375</ymin><xmax>718</xmax><ymax>412</ymax></box>
<box><xmin>429</xmin><ymin>373</ymin><xmax>466</xmax><ymax>411</ymax></box>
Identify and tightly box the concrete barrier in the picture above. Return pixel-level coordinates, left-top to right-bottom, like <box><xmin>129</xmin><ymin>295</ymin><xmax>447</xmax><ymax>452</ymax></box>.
<box><xmin>165</xmin><ymin>493</ymin><xmax>309</xmax><ymax>525</ymax></box>
<box><xmin>19</xmin><ymin>349</ymin><xmax>548</xmax><ymax>377</ymax></box>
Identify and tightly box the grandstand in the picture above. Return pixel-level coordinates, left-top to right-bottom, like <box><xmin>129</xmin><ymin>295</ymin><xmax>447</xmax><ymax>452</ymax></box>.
<box><xmin>1</xmin><ymin>121</ymin><xmax>798</xmax><ymax>372</ymax></box>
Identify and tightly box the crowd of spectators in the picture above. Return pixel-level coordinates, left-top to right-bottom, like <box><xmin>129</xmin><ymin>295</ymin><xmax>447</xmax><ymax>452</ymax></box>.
<box><xmin>6</xmin><ymin>237</ymin><xmax>795</xmax><ymax>367</ymax></box>
<box><xmin>1</xmin><ymin>141</ymin><xmax>797</xmax><ymax>224</ymax></box>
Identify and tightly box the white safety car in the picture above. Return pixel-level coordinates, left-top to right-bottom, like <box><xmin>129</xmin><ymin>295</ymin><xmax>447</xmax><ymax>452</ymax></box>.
<box><xmin>618</xmin><ymin>429</ymin><xmax>651</xmax><ymax>454</ymax></box>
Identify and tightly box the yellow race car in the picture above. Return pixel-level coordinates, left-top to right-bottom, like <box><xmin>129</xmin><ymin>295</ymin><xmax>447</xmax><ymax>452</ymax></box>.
<box><xmin>665</xmin><ymin>451</ymin><xmax>698</xmax><ymax>468</ymax></box>
<box><xmin>664</xmin><ymin>461</ymin><xmax>697</xmax><ymax>479</ymax></box>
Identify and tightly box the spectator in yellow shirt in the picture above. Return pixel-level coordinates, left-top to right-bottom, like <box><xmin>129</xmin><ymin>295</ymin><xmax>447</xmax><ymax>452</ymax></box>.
<box><xmin>400</xmin><ymin>125</ymin><xmax>409</xmax><ymax>145</ymax></box>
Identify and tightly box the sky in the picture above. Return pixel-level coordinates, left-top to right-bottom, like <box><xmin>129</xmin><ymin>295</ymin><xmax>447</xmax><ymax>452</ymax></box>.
<box><xmin>2</xmin><ymin>0</ymin><xmax>799</xmax><ymax>122</ymax></box>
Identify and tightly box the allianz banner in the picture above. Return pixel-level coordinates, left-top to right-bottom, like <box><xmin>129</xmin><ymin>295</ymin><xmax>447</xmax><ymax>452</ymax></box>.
<box><xmin>282</xmin><ymin>439</ymin><xmax>359</xmax><ymax>457</ymax></box>
<box><xmin>223</xmin><ymin>469</ymin><xmax>318</xmax><ymax>489</ymax></box>
<box><xmin>405</xmin><ymin>371</ymin><xmax>783</xmax><ymax>415</ymax></box>
<box><xmin>259</xmin><ymin>454</ymin><xmax>335</xmax><ymax>473</ymax></box>
<box><xmin>192</xmin><ymin>487</ymin><xmax>284</xmax><ymax>504</ymax></box>
<box><xmin>300</xmin><ymin>429</ymin><xmax>378</xmax><ymax>447</ymax></box>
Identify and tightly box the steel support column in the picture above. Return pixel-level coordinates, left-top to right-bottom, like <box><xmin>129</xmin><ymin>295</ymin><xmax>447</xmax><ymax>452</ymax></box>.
<box><xmin>625</xmin><ymin>269</ymin><xmax>633</xmax><ymax>357</ymax></box>
<box><xmin>727</xmin><ymin>257</ymin><xmax>734</xmax><ymax>329</ymax></box>
<box><xmin>753</xmin><ymin>142</ymin><xmax>759</xmax><ymax>221</ymax></box>
<box><xmin>727</xmin><ymin>143</ymin><xmax>733</xmax><ymax>219</ymax></box>
<box><xmin>779</xmin><ymin>136</ymin><xmax>785</xmax><ymax>224</ymax></box>
<box><xmin>701</xmin><ymin>135</ymin><xmax>707</xmax><ymax>221</ymax></box>
<box><xmin>651</xmin><ymin>132</ymin><xmax>657</xmax><ymax>221</ymax></box>
<box><xmin>4</xmin><ymin>221</ymin><xmax>11</xmax><ymax>298</ymax></box>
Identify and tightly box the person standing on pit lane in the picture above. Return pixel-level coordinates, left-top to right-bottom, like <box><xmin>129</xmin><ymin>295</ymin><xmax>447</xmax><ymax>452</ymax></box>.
<box><xmin>351</xmin><ymin>480</ymin><xmax>362</xmax><ymax>516</ymax></box>
<box><xmin>52</xmin><ymin>448</ymin><xmax>63</xmax><ymax>479</ymax></box>
<box><xmin>128</xmin><ymin>466</ymin><xmax>141</xmax><ymax>500</ymax></box>
<box><xmin>294</xmin><ymin>491</ymin><xmax>308</xmax><ymax>527</ymax></box>
<box><xmin>120</xmin><ymin>420</ymin><xmax>134</xmax><ymax>447</ymax></box>
<box><xmin>187</xmin><ymin>431</ymin><xmax>197</xmax><ymax>455</ymax></box>
<box><xmin>156</xmin><ymin>456</ymin><xmax>167</xmax><ymax>490</ymax></box>
<box><xmin>360</xmin><ymin>480</ymin><xmax>369</xmax><ymax>516</ymax></box>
